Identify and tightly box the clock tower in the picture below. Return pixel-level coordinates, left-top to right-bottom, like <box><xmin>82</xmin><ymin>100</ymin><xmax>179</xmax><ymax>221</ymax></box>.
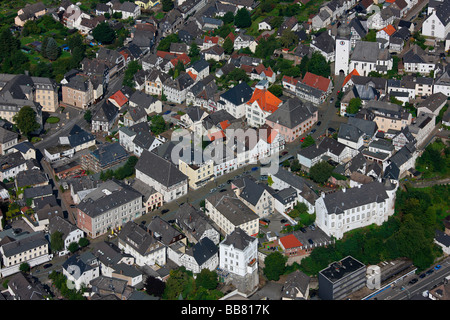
<box><xmin>334</xmin><ymin>24</ymin><xmax>351</xmax><ymax>76</ymax></box>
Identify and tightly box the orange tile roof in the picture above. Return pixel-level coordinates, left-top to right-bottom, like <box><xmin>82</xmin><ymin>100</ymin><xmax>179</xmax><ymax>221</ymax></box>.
<box><xmin>302</xmin><ymin>72</ymin><xmax>331</xmax><ymax>92</ymax></box>
<box><xmin>381</xmin><ymin>24</ymin><xmax>396</xmax><ymax>36</ymax></box>
<box><xmin>342</xmin><ymin>69</ymin><xmax>360</xmax><ymax>88</ymax></box>
<box><xmin>247</xmin><ymin>88</ymin><xmax>282</xmax><ymax>113</ymax></box>
<box><xmin>204</xmin><ymin>36</ymin><xmax>219</xmax><ymax>44</ymax></box>
<box><xmin>187</xmin><ymin>70</ymin><xmax>197</xmax><ymax>81</ymax></box>
<box><xmin>280</xmin><ymin>234</ymin><xmax>303</xmax><ymax>249</ymax></box>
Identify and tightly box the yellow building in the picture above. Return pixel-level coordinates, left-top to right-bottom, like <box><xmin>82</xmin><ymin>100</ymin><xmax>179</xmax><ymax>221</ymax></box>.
<box><xmin>178</xmin><ymin>158</ymin><xmax>214</xmax><ymax>190</ymax></box>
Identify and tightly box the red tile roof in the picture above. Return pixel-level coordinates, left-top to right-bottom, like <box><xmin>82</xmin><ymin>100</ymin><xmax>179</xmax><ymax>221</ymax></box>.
<box><xmin>302</xmin><ymin>72</ymin><xmax>331</xmax><ymax>92</ymax></box>
<box><xmin>282</xmin><ymin>75</ymin><xmax>299</xmax><ymax>85</ymax></box>
<box><xmin>109</xmin><ymin>90</ymin><xmax>128</xmax><ymax>107</ymax></box>
<box><xmin>280</xmin><ymin>234</ymin><xmax>303</xmax><ymax>249</ymax></box>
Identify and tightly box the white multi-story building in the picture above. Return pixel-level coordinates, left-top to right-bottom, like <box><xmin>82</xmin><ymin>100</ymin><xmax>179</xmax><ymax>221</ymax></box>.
<box><xmin>421</xmin><ymin>0</ymin><xmax>450</xmax><ymax>40</ymax></box>
<box><xmin>219</xmin><ymin>227</ymin><xmax>258</xmax><ymax>293</ymax></box>
<box><xmin>315</xmin><ymin>180</ymin><xmax>397</xmax><ymax>240</ymax></box>
<box><xmin>135</xmin><ymin>150</ymin><xmax>188</xmax><ymax>203</ymax></box>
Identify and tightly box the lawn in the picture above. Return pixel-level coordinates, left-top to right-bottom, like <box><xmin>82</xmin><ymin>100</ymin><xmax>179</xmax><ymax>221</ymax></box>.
<box><xmin>46</xmin><ymin>116</ymin><xmax>60</xmax><ymax>124</ymax></box>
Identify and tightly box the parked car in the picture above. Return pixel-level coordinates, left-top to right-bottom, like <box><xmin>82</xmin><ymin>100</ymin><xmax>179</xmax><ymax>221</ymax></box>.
<box><xmin>280</xmin><ymin>219</ymin><xmax>287</xmax><ymax>223</ymax></box>
<box><xmin>317</xmin><ymin>121</ymin><xmax>321</xmax><ymax>126</ymax></box>
<box><xmin>43</xmin><ymin>263</ymin><xmax>52</xmax><ymax>269</ymax></box>
<box><xmin>219</xmin><ymin>189</ymin><xmax>227</xmax><ymax>192</ymax></box>
<box><xmin>419</xmin><ymin>273</ymin><xmax>426</xmax><ymax>279</ymax></box>
<box><xmin>161</xmin><ymin>209</ymin><xmax>169</xmax><ymax>214</ymax></box>
<box><xmin>426</xmin><ymin>269</ymin><xmax>434</xmax><ymax>275</ymax></box>
<box><xmin>300</xmin><ymin>227</ymin><xmax>307</xmax><ymax>233</ymax></box>
<box><xmin>409</xmin><ymin>278</ymin><xmax>418</xmax><ymax>285</ymax></box>
<box><xmin>311</xmin><ymin>129</ymin><xmax>316</xmax><ymax>134</ymax></box>
<box><xmin>308</xmin><ymin>239</ymin><xmax>314</xmax><ymax>245</ymax></box>
<box><xmin>435</xmin><ymin>265</ymin><xmax>442</xmax><ymax>270</ymax></box>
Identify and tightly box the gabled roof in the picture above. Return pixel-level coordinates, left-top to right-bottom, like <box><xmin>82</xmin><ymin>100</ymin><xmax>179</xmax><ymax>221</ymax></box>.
<box><xmin>380</xmin><ymin>24</ymin><xmax>396</xmax><ymax>36</ymax></box>
<box><xmin>266</xmin><ymin>97</ymin><xmax>317</xmax><ymax>129</ymax></box>
<box><xmin>302</xmin><ymin>72</ymin><xmax>331</xmax><ymax>92</ymax></box>
<box><xmin>220</xmin><ymin>81</ymin><xmax>253</xmax><ymax>106</ymax></box>
<box><xmin>135</xmin><ymin>150</ymin><xmax>187</xmax><ymax>187</ymax></box>
<box><xmin>247</xmin><ymin>88</ymin><xmax>282</xmax><ymax>113</ymax></box>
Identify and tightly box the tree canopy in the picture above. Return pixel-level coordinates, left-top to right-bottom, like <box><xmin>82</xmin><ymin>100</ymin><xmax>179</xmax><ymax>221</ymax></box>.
<box><xmin>234</xmin><ymin>8</ymin><xmax>251</xmax><ymax>28</ymax></box>
<box><xmin>13</xmin><ymin>106</ymin><xmax>40</xmax><ymax>138</ymax></box>
<box><xmin>263</xmin><ymin>251</ymin><xmax>287</xmax><ymax>281</ymax></box>
<box><xmin>92</xmin><ymin>22</ymin><xmax>116</xmax><ymax>44</ymax></box>
<box><xmin>309</xmin><ymin>161</ymin><xmax>334</xmax><ymax>184</ymax></box>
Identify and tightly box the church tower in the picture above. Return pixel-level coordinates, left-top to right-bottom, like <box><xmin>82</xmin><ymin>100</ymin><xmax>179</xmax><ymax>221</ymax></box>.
<box><xmin>334</xmin><ymin>23</ymin><xmax>351</xmax><ymax>76</ymax></box>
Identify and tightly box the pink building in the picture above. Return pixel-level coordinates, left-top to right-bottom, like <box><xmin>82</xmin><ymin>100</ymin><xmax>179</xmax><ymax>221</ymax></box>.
<box><xmin>265</xmin><ymin>97</ymin><xmax>318</xmax><ymax>143</ymax></box>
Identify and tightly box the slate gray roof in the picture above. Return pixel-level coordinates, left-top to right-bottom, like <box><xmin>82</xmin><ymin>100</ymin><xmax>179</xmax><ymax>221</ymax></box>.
<box><xmin>23</xmin><ymin>184</ymin><xmax>53</xmax><ymax>199</ymax></box>
<box><xmin>135</xmin><ymin>150</ymin><xmax>187</xmax><ymax>187</ymax></box>
<box><xmin>48</xmin><ymin>215</ymin><xmax>78</xmax><ymax>241</ymax></box>
<box><xmin>321</xmin><ymin>181</ymin><xmax>389</xmax><ymax>214</ymax></box>
<box><xmin>347</xmin><ymin>117</ymin><xmax>378</xmax><ymax>137</ymax></box>
<box><xmin>319</xmin><ymin>137</ymin><xmax>347</xmax><ymax>156</ymax></box>
<box><xmin>312</xmin><ymin>31</ymin><xmax>335</xmax><ymax>54</ymax></box>
<box><xmin>417</xmin><ymin>92</ymin><xmax>447</xmax><ymax>113</ymax></box>
<box><xmin>67</xmin><ymin>124</ymin><xmax>95</xmax><ymax>148</ymax></box>
<box><xmin>185</xmin><ymin>106</ymin><xmax>206</xmax><ymax>122</ymax></box>
<box><xmin>8</xmin><ymin>272</ymin><xmax>46</xmax><ymax>300</ymax></box>
<box><xmin>89</xmin><ymin>142</ymin><xmax>128</xmax><ymax>168</ymax></box>
<box><xmin>298</xmin><ymin>144</ymin><xmax>327</xmax><ymax>160</ymax></box>
<box><xmin>186</xmin><ymin>237</ymin><xmax>218</xmax><ymax>266</ymax></box>
<box><xmin>92</xmin><ymin>241</ymin><xmax>126</xmax><ymax>267</ymax></box>
<box><xmin>175</xmin><ymin>203</ymin><xmax>215</xmax><ymax>242</ymax></box>
<box><xmin>338</xmin><ymin>123</ymin><xmax>364</xmax><ymax>143</ymax></box>
<box><xmin>237</xmin><ymin>176</ymin><xmax>271</xmax><ymax>206</ymax></box>
<box><xmin>93</xmin><ymin>100</ymin><xmax>118</xmax><ymax>123</ymax></box>
<box><xmin>15</xmin><ymin>169</ymin><xmax>48</xmax><ymax>189</ymax></box>
<box><xmin>206</xmin><ymin>190</ymin><xmax>259</xmax><ymax>226</ymax></box>
<box><xmin>220</xmin><ymin>227</ymin><xmax>256</xmax><ymax>250</ymax></box>
<box><xmin>434</xmin><ymin>0</ymin><xmax>450</xmax><ymax>26</ymax></box>
<box><xmin>282</xmin><ymin>269</ymin><xmax>311</xmax><ymax>299</ymax></box>
<box><xmin>118</xmin><ymin>221</ymin><xmax>163</xmax><ymax>257</ymax></box>
<box><xmin>351</xmin><ymin>41</ymin><xmax>380</xmax><ymax>63</ymax></box>
<box><xmin>129</xmin><ymin>90</ymin><xmax>157</xmax><ymax>108</ymax></box>
<box><xmin>1</xmin><ymin>232</ymin><xmax>48</xmax><ymax>258</ymax></box>
<box><xmin>220</xmin><ymin>81</ymin><xmax>253</xmax><ymax>106</ymax></box>
<box><xmin>148</xmin><ymin>216</ymin><xmax>184</xmax><ymax>246</ymax></box>
<box><xmin>77</xmin><ymin>179</ymin><xmax>141</xmax><ymax>218</ymax></box>
<box><xmin>266</xmin><ymin>98</ymin><xmax>317</xmax><ymax>129</ymax></box>
<box><xmin>0</xmin><ymin>126</ymin><xmax>17</xmax><ymax>144</ymax></box>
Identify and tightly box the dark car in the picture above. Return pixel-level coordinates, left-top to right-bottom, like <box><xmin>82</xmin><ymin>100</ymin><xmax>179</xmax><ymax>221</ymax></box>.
<box><xmin>308</xmin><ymin>239</ymin><xmax>314</xmax><ymax>245</ymax></box>
<box><xmin>409</xmin><ymin>278</ymin><xmax>418</xmax><ymax>285</ymax></box>
<box><xmin>227</xmin><ymin>179</ymin><xmax>233</xmax><ymax>184</ymax></box>
<box><xmin>311</xmin><ymin>129</ymin><xmax>316</xmax><ymax>134</ymax></box>
<box><xmin>280</xmin><ymin>219</ymin><xmax>287</xmax><ymax>223</ymax></box>
<box><xmin>426</xmin><ymin>269</ymin><xmax>434</xmax><ymax>275</ymax></box>
<box><xmin>317</xmin><ymin>121</ymin><xmax>321</xmax><ymax>126</ymax></box>
<box><xmin>161</xmin><ymin>209</ymin><xmax>169</xmax><ymax>214</ymax></box>
<box><xmin>300</xmin><ymin>227</ymin><xmax>307</xmax><ymax>233</ymax></box>
<box><xmin>419</xmin><ymin>273</ymin><xmax>426</xmax><ymax>279</ymax></box>
<box><xmin>43</xmin><ymin>263</ymin><xmax>52</xmax><ymax>269</ymax></box>
<box><xmin>220</xmin><ymin>189</ymin><xmax>227</xmax><ymax>192</ymax></box>
<box><xmin>70</xmin><ymin>204</ymin><xmax>76</xmax><ymax>208</ymax></box>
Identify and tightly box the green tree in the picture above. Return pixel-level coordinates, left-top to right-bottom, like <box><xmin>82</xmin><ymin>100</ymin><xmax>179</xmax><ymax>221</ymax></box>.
<box><xmin>234</xmin><ymin>8</ymin><xmax>251</xmax><ymax>28</ymax></box>
<box><xmin>19</xmin><ymin>263</ymin><xmax>30</xmax><ymax>273</ymax></box>
<box><xmin>301</xmin><ymin>135</ymin><xmax>315</xmax><ymax>148</ymax></box>
<box><xmin>123</xmin><ymin>60</ymin><xmax>142</xmax><ymax>87</ymax></box>
<box><xmin>223</xmin><ymin>11</ymin><xmax>235</xmax><ymax>24</ymax></box>
<box><xmin>223</xmin><ymin>37</ymin><xmax>234</xmax><ymax>55</ymax></box>
<box><xmin>84</xmin><ymin>110</ymin><xmax>92</xmax><ymax>124</ymax></box>
<box><xmin>50</xmin><ymin>231</ymin><xmax>64</xmax><ymax>252</ymax></box>
<box><xmin>307</xmin><ymin>52</ymin><xmax>331</xmax><ymax>78</ymax></box>
<box><xmin>263</xmin><ymin>251</ymin><xmax>287</xmax><ymax>281</ymax></box>
<box><xmin>268</xmin><ymin>85</ymin><xmax>283</xmax><ymax>97</ymax></box>
<box><xmin>68</xmin><ymin>242</ymin><xmax>79</xmax><ymax>254</ymax></box>
<box><xmin>92</xmin><ymin>22</ymin><xmax>116</xmax><ymax>44</ymax></box>
<box><xmin>145</xmin><ymin>276</ymin><xmax>166</xmax><ymax>297</ymax></box>
<box><xmin>150</xmin><ymin>115</ymin><xmax>167</xmax><ymax>135</ymax></box>
<box><xmin>195</xmin><ymin>269</ymin><xmax>218</xmax><ymax>290</ymax></box>
<box><xmin>13</xmin><ymin>106</ymin><xmax>40</xmax><ymax>138</ymax></box>
<box><xmin>162</xmin><ymin>0</ymin><xmax>174</xmax><ymax>11</ymax></box>
<box><xmin>157</xmin><ymin>33</ymin><xmax>180</xmax><ymax>52</ymax></box>
<box><xmin>280</xmin><ymin>30</ymin><xmax>298</xmax><ymax>48</ymax></box>
<box><xmin>45</xmin><ymin>37</ymin><xmax>60</xmax><ymax>61</ymax></box>
<box><xmin>346</xmin><ymin>97</ymin><xmax>362</xmax><ymax>114</ymax></box>
<box><xmin>188</xmin><ymin>42</ymin><xmax>200</xmax><ymax>59</ymax></box>
<box><xmin>309</xmin><ymin>161</ymin><xmax>334</xmax><ymax>184</ymax></box>
<box><xmin>78</xmin><ymin>237</ymin><xmax>89</xmax><ymax>248</ymax></box>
